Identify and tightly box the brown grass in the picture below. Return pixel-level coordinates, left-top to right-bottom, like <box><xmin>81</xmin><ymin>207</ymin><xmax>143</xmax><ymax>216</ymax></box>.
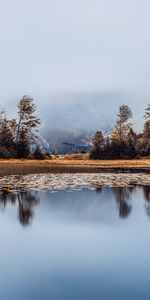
<box><xmin>0</xmin><ymin>155</ymin><xmax>149</xmax><ymax>176</ymax></box>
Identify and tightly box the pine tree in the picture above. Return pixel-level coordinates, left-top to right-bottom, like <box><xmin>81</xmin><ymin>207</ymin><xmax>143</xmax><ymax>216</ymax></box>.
<box><xmin>16</xmin><ymin>128</ymin><xmax>30</xmax><ymax>158</ymax></box>
<box><xmin>141</xmin><ymin>104</ymin><xmax>150</xmax><ymax>156</ymax></box>
<box><xmin>0</xmin><ymin>108</ymin><xmax>16</xmax><ymax>158</ymax></box>
<box><xmin>90</xmin><ymin>131</ymin><xmax>105</xmax><ymax>159</ymax></box>
<box><xmin>126</xmin><ymin>128</ymin><xmax>137</xmax><ymax>146</ymax></box>
<box><xmin>110</xmin><ymin>105</ymin><xmax>133</xmax><ymax>159</ymax></box>
<box><xmin>92</xmin><ymin>131</ymin><xmax>104</xmax><ymax>150</ymax></box>
<box><xmin>142</xmin><ymin>120</ymin><xmax>150</xmax><ymax>156</ymax></box>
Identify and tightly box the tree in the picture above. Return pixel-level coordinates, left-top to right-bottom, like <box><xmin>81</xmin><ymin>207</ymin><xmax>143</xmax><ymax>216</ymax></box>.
<box><xmin>16</xmin><ymin>128</ymin><xmax>30</xmax><ymax>158</ymax></box>
<box><xmin>0</xmin><ymin>107</ymin><xmax>16</xmax><ymax>158</ymax></box>
<box><xmin>92</xmin><ymin>131</ymin><xmax>104</xmax><ymax>150</ymax></box>
<box><xmin>89</xmin><ymin>131</ymin><xmax>105</xmax><ymax>159</ymax></box>
<box><xmin>111</xmin><ymin>105</ymin><xmax>133</xmax><ymax>144</ymax></box>
<box><xmin>8</xmin><ymin>119</ymin><xmax>17</xmax><ymax>138</ymax></box>
<box><xmin>0</xmin><ymin>119</ymin><xmax>14</xmax><ymax>148</ymax></box>
<box><xmin>141</xmin><ymin>104</ymin><xmax>150</xmax><ymax>156</ymax></box>
<box><xmin>16</xmin><ymin>95</ymin><xmax>40</xmax><ymax>142</ymax></box>
<box><xmin>0</xmin><ymin>106</ymin><xmax>6</xmax><ymax>133</ymax></box>
<box><xmin>143</xmin><ymin>121</ymin><xmax>150</xmax><ymax>141</ymax></box>
<box><xmin>142</xmin><ymin>121</ymin><xmax>150</xmax><ymax>156</ymax></box>
<box><xmin>15</xmin><ymin>96</ymin><xmax>41</xmax><ymax>158</ymax></box>
<box><xmin>109</xmin><ymin>105</ymin><xmax>134</xmax><ymax>159</ymax></box>
<box><xmin>127</xmin><ymin>128</ymin><xmax>137</xmax><ymax>146</ymax></box>
<box><xmin>144</xmin><ymin>104</ymin><xmax>150</xmax><ymax>120</ymax></box>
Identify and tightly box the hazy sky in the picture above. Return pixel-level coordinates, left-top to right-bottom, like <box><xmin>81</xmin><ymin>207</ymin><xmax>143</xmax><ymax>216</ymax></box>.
<box><xmin>0</xmin><ymin>0</ymin><xmax>150</xmax><ymax>131</ymax></box>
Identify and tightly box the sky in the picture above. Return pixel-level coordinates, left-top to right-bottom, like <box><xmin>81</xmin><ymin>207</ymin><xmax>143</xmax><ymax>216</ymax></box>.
<box><xmin>0</xmin><ymin>0</ymin><xmax>150</xmax><ymax>135</ymax></box>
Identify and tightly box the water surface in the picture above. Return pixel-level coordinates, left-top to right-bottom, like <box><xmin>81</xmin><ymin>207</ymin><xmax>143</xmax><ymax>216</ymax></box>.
<box><xmin>0</xmin><ymin>183</ymin><xmax>150</xmax><ymax>300</ymax></box>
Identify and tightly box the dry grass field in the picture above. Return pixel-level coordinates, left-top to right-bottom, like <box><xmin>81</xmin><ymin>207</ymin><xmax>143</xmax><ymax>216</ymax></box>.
<box><xmin>0</xmin><ymin>154</ymin><xmax>149</xmax><ymax>176</ymax></box>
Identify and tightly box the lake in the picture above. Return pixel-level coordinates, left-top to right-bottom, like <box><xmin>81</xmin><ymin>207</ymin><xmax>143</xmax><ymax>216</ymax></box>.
<box><xmin>0</xmin><ymin>179</ymin><xmax>150</xmax><ymax>300</ymax></box>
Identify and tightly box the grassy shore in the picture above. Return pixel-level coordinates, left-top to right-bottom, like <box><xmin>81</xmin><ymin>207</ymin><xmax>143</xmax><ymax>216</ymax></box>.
<box><xmin>0</xmin><ymin>156</ymin><xmax>149</xmax><ymax>176</ymax></box>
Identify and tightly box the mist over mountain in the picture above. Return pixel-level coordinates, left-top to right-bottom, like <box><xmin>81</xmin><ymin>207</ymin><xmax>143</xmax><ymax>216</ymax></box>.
<box><xmin>38</xmin><ymin>91</ymin><xmax>148</xmax><ymax>147</ymax></box>
<box><xmin>1</xmin><ymin>91</ymin><xmax>148</xmax><ymax>150</ymax></box>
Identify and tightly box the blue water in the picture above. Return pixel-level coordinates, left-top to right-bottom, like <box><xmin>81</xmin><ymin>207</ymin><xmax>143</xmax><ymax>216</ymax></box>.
<box><xmin>0</xmin><ymin>185</ymin><xmax>150</xmax><ymax>300</ymax></box>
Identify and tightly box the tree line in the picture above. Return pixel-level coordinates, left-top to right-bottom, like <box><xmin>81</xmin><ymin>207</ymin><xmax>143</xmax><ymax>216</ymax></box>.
<box><xmin>0</xmin><ymin>96</ymin><xmax>149</xmax><ymax>159</ymax></box>
<box><xmin>90</xmin><ymin>104</ymin><xmax>150</xmax><ymax>159</ymax></box>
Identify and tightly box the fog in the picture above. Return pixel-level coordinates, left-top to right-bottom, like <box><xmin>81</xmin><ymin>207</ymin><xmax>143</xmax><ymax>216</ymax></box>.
<box><xmin>38</xmin><ymin>92</ymin><xmax>148</xmax><ymax>142</ymax></box>
<box><xmin>0</xmin><ymin>0</ymin><xmax>150</xmax><ymax>140</ymax></box>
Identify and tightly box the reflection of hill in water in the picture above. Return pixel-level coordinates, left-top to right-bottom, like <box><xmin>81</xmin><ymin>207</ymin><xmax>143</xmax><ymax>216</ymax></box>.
<box><xmin>0</xmin><ymin>186</ymin><xmax>149</xmax><ymax>227</ymax></box>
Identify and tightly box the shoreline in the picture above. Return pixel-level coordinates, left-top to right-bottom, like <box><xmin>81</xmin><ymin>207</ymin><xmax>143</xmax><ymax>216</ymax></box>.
<box><xmin>0</xmin><ymin>159</ymin><xmax>149</xmax><ymax>176</ymax></box>
<box><xmin>0</xmin><ymin>173</ymin><xmax>150</xmax><ymax>190</ymax></box>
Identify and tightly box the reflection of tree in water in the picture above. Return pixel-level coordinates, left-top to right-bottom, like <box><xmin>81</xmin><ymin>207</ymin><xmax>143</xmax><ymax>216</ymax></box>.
<box><xmin>111</xmin><ymin>187</ymin><xmax>134</xmax><ymax>219</ymax></box>
<box><xmin>95</xmin><ymin>186</ymin><xmax>102</xmax><ymax>193</ymax></box>
<box><xmin>0</xmin><ymin>185</ymin><xmax>149</xmax><ymax>224</ymax></box>
<box><xmin>17</xmin><ymin>191</ymin><xmax>39</xmax><ymax>226</ymax></box>
<box><xmin>143</xmin><ymin>186</ymin><xmax>150</xmax><ymax>217</ymax></box>
<box><xmin>93</xmin><ymin>184</ymin><xmax>134</xmax><ymax>219</ymax></box>
<box><xmin>0</xmin><ymin>189</ymin><xmax>16</xmax><ymax>210</ymax></box>
<box><xmin>0</xmin><ymin>189</ymin><xmax>39</xmax><ymax>226</ymax></box>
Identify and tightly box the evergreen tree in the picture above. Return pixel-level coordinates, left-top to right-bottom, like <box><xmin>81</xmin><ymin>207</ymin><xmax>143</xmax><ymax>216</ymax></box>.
<box><xmin>90</xmin><ymin>131</ymin><xmax>105</xmax><ymax>159</ymax></box>
<box><xmin>0</xmin><ymin>108</ymin><xmax>16</xmax><ymax>158</ymax></box>
<box><xmin>126</xmin><ymin>128</ymin><xmax>137</xmax><ymax>147</ymax></box>
<box><xmin>16</xmin><ymin>128</ymin><xmax>30</xmax><ymax>158</ymax></box>
<box><xmin>110</xmin><ymin>105</ymin><xmax>133</xmax><ymax>159</ymax></box>
<box><xmin>92</xmin><ymin>131</ymin><xmax>104</xmax><ymax>150</ymax></box>
<box><xmin>0</xmin><ymin>119</ymin><xmax>14</xmax><ymax>148</ymax></box>
<box><xmin>140</xmin><ymin>104</ymin><xmax>150</xmax><ymax>156</ymax></box>
<box><xmin>142</xmin><ymin>119</ymin><xmax>150</xmax><ymax>156</ymax></box>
